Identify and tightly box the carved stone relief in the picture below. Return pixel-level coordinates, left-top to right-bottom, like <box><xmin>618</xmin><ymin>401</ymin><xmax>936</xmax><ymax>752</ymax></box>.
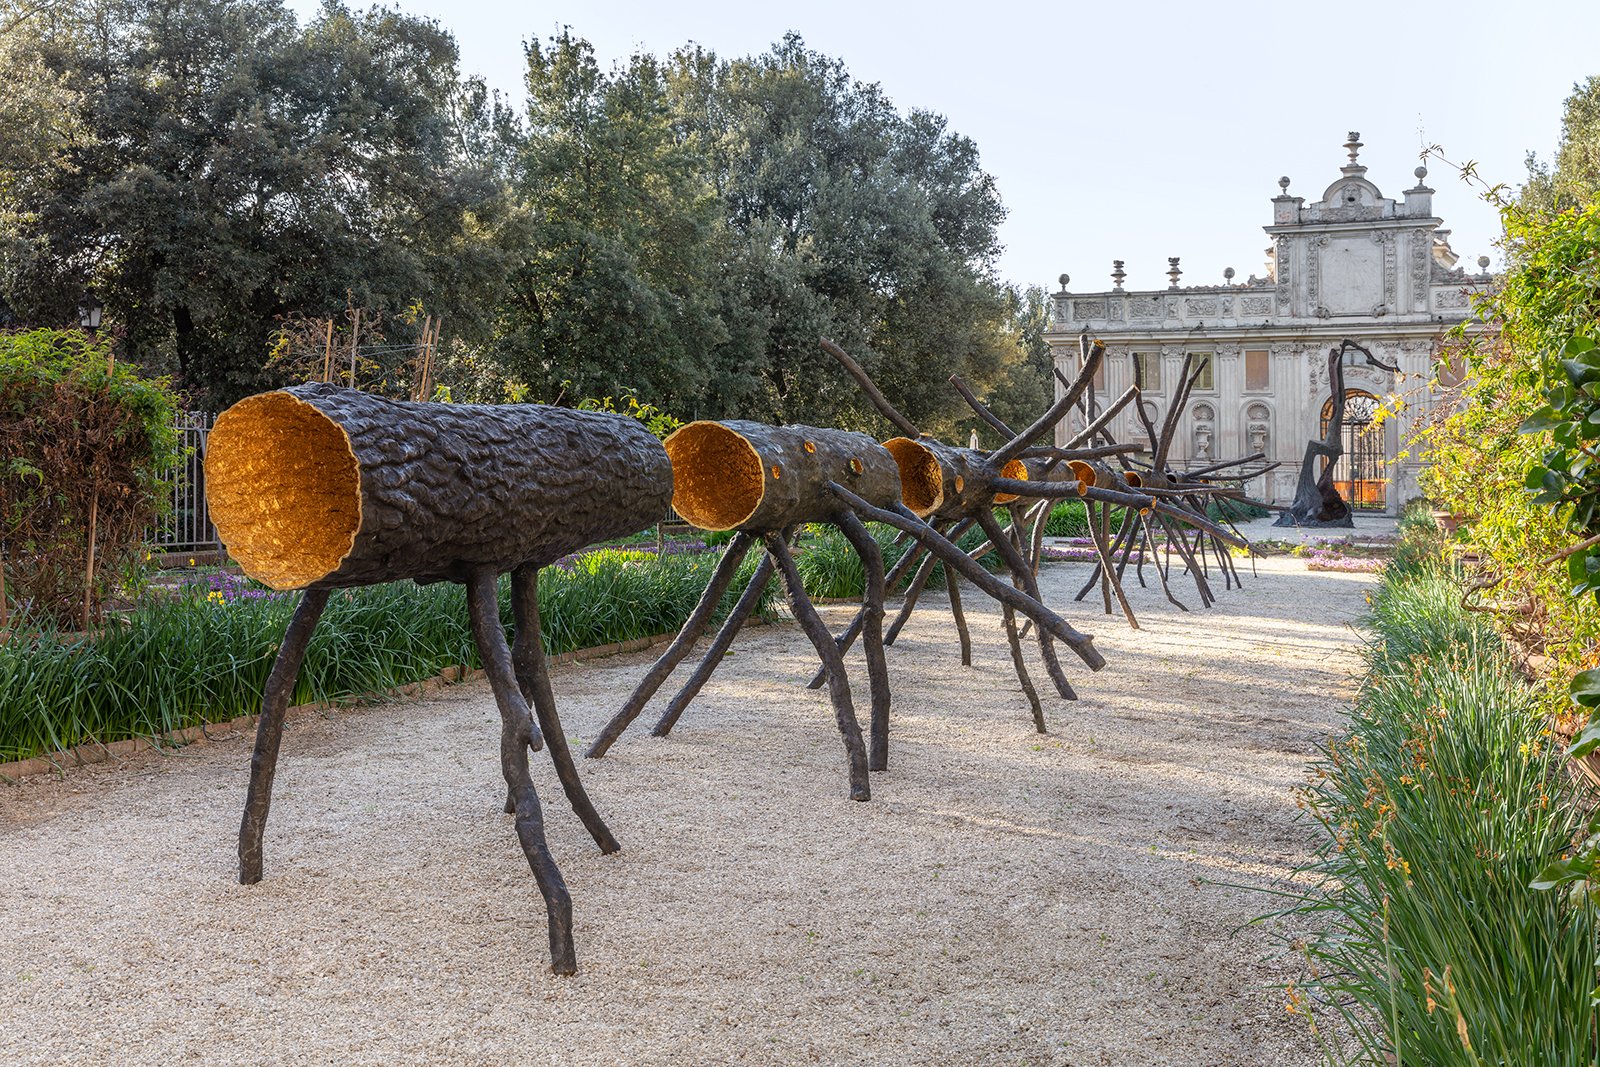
<box><xmin>1241</xmin><ymin>296</ymin><xmax>1272</xmax><ymax>316</ymax></box>
<box><xmin>1306</xmin><ymin>234</ymin><xmax>1329</xmax><ymax>317</ymax></box>
<box><xmin>1130</xmin><ymin>296</ymin><xmax>1162</xmax><ymax>318</ymax></box>
<box><xmin>1074</xmin><ymin>299</ymin><xmax>1107</xmax><ymax>319</ymax></box>
<box><xmin>1411</xmin><ymin>228</ymin><xmax>1430</xmax><ymax>311</ymax></box>
<box><xmin>1185</xmin><ymin>297</ymin><xmax>1219</xmax><ymax>317</ymax></box>
<box><xmin>1434</xmin><ymin>288</ymin><xmax>1469</xmax><ymax>310</ymax></box>
<box><xmin>1275</xmin><ymin>236</ymin><xmax>1292</xmax><ymax>313</ymax></box>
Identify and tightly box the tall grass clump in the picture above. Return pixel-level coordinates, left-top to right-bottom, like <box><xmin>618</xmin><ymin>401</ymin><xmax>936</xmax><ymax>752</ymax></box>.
<box><xmin>1287</xmin><ymin>555</ymin><xmax>1600</xmax><ymax>1063</ymax></box>
<box><xmin>0</xmin><ymin>548</ymin><xmax>771</xmax><ymax>764</ymax></box>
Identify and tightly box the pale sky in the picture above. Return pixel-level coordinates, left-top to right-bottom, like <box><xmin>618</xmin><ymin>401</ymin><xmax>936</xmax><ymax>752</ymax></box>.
<box><xmin>289</xmin><ymin>0</ymin><xmax>1600</xmax><ymax>293</ymax></box>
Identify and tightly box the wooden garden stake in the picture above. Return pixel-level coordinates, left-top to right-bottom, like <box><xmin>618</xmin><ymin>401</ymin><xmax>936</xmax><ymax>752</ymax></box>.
<box><xmin>321</xmin><ymin>318</ymin><xmax>334</xmax><ymax>383</ymax></box>
<box><xmin>83</xmin><ymin>493</ymin><xmax>98</xmax><ymax>631</ymax></box>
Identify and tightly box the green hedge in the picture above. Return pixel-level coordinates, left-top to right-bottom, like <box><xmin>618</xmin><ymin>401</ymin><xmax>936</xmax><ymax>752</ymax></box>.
<box><xmin>0</xmin><ymin>547</ymin><xmax>770</xmax><ymax>764</ymax></box>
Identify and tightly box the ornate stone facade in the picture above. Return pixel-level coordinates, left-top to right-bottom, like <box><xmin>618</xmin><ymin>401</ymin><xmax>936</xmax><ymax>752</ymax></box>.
<box><xmin>1045</xmin><ymin>134</ymin><xmax>1490</xmax><ymax>514</ymax></box>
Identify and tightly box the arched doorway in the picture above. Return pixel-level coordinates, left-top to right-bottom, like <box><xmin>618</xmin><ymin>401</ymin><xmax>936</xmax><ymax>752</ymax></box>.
<box><xmin>1319</xmin><ymin>391</ymin><xmax>1386</xmax><ymax>511</ymax></box>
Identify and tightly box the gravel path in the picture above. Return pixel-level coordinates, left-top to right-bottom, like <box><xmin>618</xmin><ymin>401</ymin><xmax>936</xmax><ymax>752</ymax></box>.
<box><xmin>0</xmin><ymin>553</ymin><xmax>1372</xmax><ymax>1066</ymax></box>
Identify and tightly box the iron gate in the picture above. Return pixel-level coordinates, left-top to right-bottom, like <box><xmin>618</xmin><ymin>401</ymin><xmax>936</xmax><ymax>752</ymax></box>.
<box><xmin>1319</xmin><ymin>392</ymin><xmax>1386</xmax><ymax>511</ymax></box>
<box><xmin>152</xmin><ymin>411</ymin><xmax>219</xmax><ymax>551</ymax></box>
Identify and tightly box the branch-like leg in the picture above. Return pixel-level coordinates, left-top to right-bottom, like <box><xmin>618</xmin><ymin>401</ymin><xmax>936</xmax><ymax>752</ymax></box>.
<box><xmin>944</xmin><ymin>563</ymin><xmax>973</xmax><ymax>667</ymax></box>
<box><xmin>884</xmin><ymin>545</ymin><xmax>939</xmax><ymax>646</ymax></box>
<box><xmin>512</xmin><ymin>564</ymin><xmax>619</xmax><ymax>855</ymax></box>
<box><xmin>1145</xmin><ymin>513</ymin><xmax>1190</xmax><ymax>612</ymax></box>
<box><xmin>1002</xmin><ymin>602</ymin><xmax>1045</xmax><ymax>733</ymax></box>
<box><xmin>586</xmin><ymin>534</ymin><xmax>754</xmax><ymax>758</ymax></box>
<box><xmin>1158</xmin><ymin>513</ymin><xmax>1214</xmax><ymax>607</ymax></box>
<box><xmin>831</xmin><ymin>487</ymin><xmax>1106</xmax><ymax>672</ymax></box>
<box><xmin>653</xmin><ymin>552</ymin><xmax>778</xmax><ymax>737</ymax></box>
<box><xmin>1001</xmin><ymin>506</ymin><xmax>1046</xmax><ymax>732</ymax></box>
<box><xmin>766</xmin><ymin>532</ymin><xmax>871</xmax><ymax>801</ymax></box>
<box><xmin>808</xmin><ymin>522</ymin><xmax>940</xmax><ymax>688</ymax></box>
<box><xmin>977</xmin><ymin>510</ymin><xmax>1075</xmax><ymax>700</ymax></box>
<box><xmin>1088</xmin><ymin>501</ymin><xmax>1139</xmax><ymax>629</ymax></box>
<box><xmin>466</xmin><ymin>568</ymin><xmax>574</xmax><ymax>975</ymax></box>
<box><xmin>835</xmin><ymin>512</ymin><xmax>891</xmax><ymax>772</ymax></box>
<box><xmin>1093</xmin><ymin>503</ymin><xmax>1113</xmax><ymax>616</ymax></box>
<box><xmin>239</xmin><ymin>587</ymin><xmax>331</xmax><ymax>886</ymax></box>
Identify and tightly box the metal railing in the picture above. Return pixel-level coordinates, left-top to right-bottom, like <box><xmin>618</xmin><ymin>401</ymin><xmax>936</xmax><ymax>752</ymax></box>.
<box><xmin>151</xmin><ymin>411</ymin><xmax>219</xmax><ymax>552</ymax></box>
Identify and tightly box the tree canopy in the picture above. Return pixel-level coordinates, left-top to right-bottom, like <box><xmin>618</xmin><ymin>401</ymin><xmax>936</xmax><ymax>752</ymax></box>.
<box><xmin>0</xmin><ymin>6</ymin><xmax>1046</xmax><ymax>430</ymax></box>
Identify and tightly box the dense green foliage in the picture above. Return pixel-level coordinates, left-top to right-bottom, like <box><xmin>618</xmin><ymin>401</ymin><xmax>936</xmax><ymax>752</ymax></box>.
<box><xmin>0</xmin><ymin>547</ymin><xmax>772</xmax><ymax>764</ymax></box>
<box><xmin>0</xmin><ymin>4</ymin><xmax>1048</xmax><ymax>430</ymax></box>
<box><xmin>0</xmin><ymin>328</ymin><xmax>179</xmax><ymax>626</ymax></box>
<box><xmin>1420</xmin><ymin>87</ymin><xmax>1600</xmax><ymax>698</ymax></box>
<box><xmin>0</xmin><ymin>0</ymin><xmax>504</xmax><ymax>409</ymax></box>
<box><xmin>1287</xmin><ymin>539</ymin><xmax>1599</xmax><ymax>1063</ymax></box>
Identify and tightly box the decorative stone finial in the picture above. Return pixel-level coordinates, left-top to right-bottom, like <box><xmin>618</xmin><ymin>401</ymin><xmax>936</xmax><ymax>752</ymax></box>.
<box><xmin>1477</xmin><ymin>255</ymin><xmax>1491</xmax><ymax>272</ymax></box>
<box><xmin>1058</xmin><ymin>273</ymin><xmax>1070</xmax><ymax>292</ymax></box>
<box><xmin>1345</xmin><ymin>131</ymin><xmax>1362</xmax><ymax>164</ymax></box>
<box><xmin>1415</xmin><ymin>165</ymin><xmax>1428</xmax><ymax>182</ymax></box>
<box><xmin>1167</xmin><ymin>257</ymin><xmax>1182</xmax><ymax>290</ymax></box>
<box><xmin>1278</xmin><ymin>175</ymin><xmax>1291</xmax><ymax>193</ymax></box>
<box><xmin>1111</xmin><ymin>260</ymin><xmax>1126</xmax><ymax>291</ymax></box>
<box><xmin>1223</xmin><ymin>266</ymin><xmax>1236</xmax><ymax>285</ymax></box>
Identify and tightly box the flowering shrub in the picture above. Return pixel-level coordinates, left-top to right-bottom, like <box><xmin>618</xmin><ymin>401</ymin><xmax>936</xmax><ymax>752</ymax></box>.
<box><xmin>0</xmin><ymin>329</ymin><xmax>180</xmax><ymax>627</ymax></box>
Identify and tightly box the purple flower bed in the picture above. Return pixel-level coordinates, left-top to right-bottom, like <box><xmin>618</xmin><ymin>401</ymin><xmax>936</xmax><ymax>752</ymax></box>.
<box><xmin>1305</xmin><ymin>551</ymin><xmax>1384</xmax><ymax>573</ymax></box>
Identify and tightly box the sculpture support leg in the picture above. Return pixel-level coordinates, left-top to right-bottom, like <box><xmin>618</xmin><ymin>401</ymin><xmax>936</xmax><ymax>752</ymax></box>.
<box><xmin>766</xmin><ymin>532</ymin><xmax>871</xmax><ymax>801</ymax></box>
<box><xmin>466</xmin><ymin>568</ymin><xmax>575</xmax><ymax>976</ymax></box>
<box><xmin>884</xmin><ymin>546</ymin><xmax>938</xmax><ymax>646</ymax></box>
<box><xmin>836</xmin><ymin>512</ymin><xmax>891</xmax><ymax>771</ymax></box>
<box><xmin>653</xmin><ymin>552</ymin><xmax>777</xmax><ymax>737</ymax></box>
<box><xmin>977</xmin><ymin>510</ymin><xmax>1075</xmax><ymax>701</ymax></box>
<box><xmin>239</xmin><ymin>587</ymin><xmax>331</xmax><ymax>886</ymax></box>
<box><xmin>944</xmin><ymin>564</ymin><xmax>973</xmax><ymax>668</ymax></box>
<box><xmin>807</xmin><ymin>522</ymin><xmax>941</xmax><ymax>689</ymax></box>
<box><xmin>828</xmin><ymin>488</ymin><xmax>1105</xmax><ymax>672</ymax></box>
<box><xmin>512</xmin><ymin>564</ymin><xmax>620</xmax><ymax>855</ymax></box>
<box><xmin>586</xmin><ymin>534</ymin><xmax>754</xmax><ymax>758</ymax></box>
<box><xmin>1088</xmin><ymin>501</ymin><xmax>1138</xmax><ymax>629</ymax></box>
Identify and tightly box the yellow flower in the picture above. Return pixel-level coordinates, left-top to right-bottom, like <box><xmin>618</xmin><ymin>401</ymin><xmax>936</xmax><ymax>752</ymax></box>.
<box><xmin>206</xmin><ymin>590</ymin><xmax>225</xmax><ymax>606</ymax></box>
<box><xmin>188</xmin><ymin>557</ymin><xmax>196</xmax><ymax>567</ymax></box>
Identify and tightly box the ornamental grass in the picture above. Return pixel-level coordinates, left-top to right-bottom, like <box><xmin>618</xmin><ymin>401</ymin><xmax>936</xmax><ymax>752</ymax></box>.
<box><xmin>1284</xmin><ymin>557</ymin><xmax>1600</xmax><ymax>1064</ymax></box>
<box><xmin>0</xmin><ymin>546</ymin><xmax>767</xmax><ymax>765</ymax></box>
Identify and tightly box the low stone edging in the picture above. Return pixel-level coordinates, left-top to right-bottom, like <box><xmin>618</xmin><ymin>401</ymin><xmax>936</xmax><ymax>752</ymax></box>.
<box><xmin>0</xmin><ymin>621</ymin><xmax>775</xmax><ymax>785</ymax></box>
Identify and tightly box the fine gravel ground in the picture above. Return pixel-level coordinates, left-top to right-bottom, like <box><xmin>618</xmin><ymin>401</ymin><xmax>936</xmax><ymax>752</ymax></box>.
<box><xmin>0</xmin><ymin>553</ymin><xmax>1373</xmax><ymax>1066</ymax></box>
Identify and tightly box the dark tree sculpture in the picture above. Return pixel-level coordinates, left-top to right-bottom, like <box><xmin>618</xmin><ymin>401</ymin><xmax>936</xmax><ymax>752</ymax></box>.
<box><xmin>1274</xmin><ymin>338</ymin><xmax>1399</xmax><ymax>528</ymax></box>
<box><xmin>205</xmin><ymin>383</ymin><xmax>675</xmax><ymax>975</ymax></box>
<box><xmin>585</xmin><ymin>412</ymin><xmax>1111</xmax><ymax>782</ymax></box>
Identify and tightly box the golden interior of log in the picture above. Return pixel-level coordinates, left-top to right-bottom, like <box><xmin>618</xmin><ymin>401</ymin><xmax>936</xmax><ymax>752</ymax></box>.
<box><xmin>991</xmin><ymin>458</ymin><xmax>1030</xmax><ymax>504</ymax></box>
<box><xmin>882</xmin><ymin>437</ymin><xmax>944</xmax><ymax>516</ymax></box>
<box><xmin>1067</xmin><ymin>460</ymin><xmax>1096</xmax><ymax>496</ymax></box>
<box><xmin>664</xmin><ymin>421</ymin><xmax>765</xmax><ymax>530</ymax></box>
<box><xmin>205</xmin><ymin>392</ymin><xmax>361</xmax><ymax>590</ymax></box>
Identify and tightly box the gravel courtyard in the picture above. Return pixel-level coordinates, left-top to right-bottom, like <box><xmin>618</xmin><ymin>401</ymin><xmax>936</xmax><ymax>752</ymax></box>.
<box><xmin>0</xmin><ymin>552</ymin><xmax>1373</xmax><ymax>1066</ymax></box>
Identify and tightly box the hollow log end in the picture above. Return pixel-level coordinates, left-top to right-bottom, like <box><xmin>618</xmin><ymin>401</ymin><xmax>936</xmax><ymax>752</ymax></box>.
<box><xmin>882</xmin><ymin>437</ymin><xmax>944</xmax><ymax>517</ymax></box>
<box><xmin>664</xmin><ymin>421</ymin><xmax>765</xmax><ymax>531</ymax></box>
<box><xmin>990</xmin><ymin>457</ymin><xmax>1030</xmax><ymax>505</ymax></box>
<box><xmin>205</xmin><ymin>390</ymin><xmax>360</xmax><ymax>590</ymax></box>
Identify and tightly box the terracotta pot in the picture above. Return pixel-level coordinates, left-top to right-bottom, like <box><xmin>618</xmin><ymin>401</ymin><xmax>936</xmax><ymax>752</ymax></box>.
<box><xmin>1430</xmin><ymin>509</ymin><xmax>1466</xmax><ymax>536</ymax></box>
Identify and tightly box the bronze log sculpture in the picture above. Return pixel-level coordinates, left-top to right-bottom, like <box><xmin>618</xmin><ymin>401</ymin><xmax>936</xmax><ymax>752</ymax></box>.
<box><xmin>1058</xmin><ymin>350</ymin><xmax>1263</xmax><ymax>619</ymax></box>
<box><xmin>585</xmin><ymin>415</ymin><xmax>1108</xmax><ymax>784</ymax></box>
<box><xmin>818</xmin><ymin>336</ymin><xmax>1143</xmax><ymax>726</ymax></box>
<box><xmin>206</xmin><ymin>383</ymin><xmax>674</xmax><ymax>975</ymax></box>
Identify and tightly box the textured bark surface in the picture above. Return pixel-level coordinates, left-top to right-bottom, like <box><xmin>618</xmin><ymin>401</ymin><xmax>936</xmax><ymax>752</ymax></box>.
<box><xmin>665</xmin><ymin>421</ymin><xmax>900</xmax><ymax>533</ymax></box>
<box><xmin>207</xmin><ymin>384</ymin><xmax>674</xmax><ymax>590</ymax></box>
